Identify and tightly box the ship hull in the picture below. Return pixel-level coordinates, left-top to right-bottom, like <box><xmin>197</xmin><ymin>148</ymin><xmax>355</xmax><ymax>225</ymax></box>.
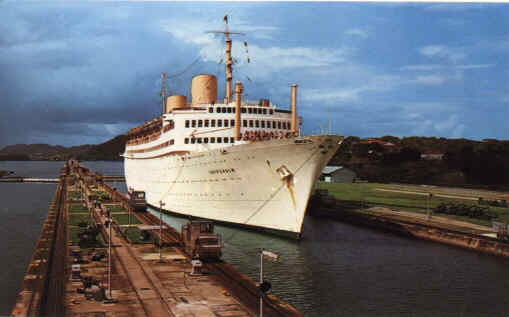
<box><xmin>124</xmin><ymin>135</ymin><xmax>342</xmax><ymax>238</ymax></box>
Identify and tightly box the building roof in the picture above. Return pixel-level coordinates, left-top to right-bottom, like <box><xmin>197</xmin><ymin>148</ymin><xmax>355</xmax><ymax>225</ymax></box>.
<box><xmin>322</xmin><ymin>166</ymin><xmax>343</xmax><ymax>174</ymax></box>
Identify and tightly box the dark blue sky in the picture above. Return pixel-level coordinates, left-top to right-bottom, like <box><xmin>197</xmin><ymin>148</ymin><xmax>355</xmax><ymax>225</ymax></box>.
<box><xmin>1</xmin><ymin>1</ymin><xmax>509</xmax><ymax>147</ymax></box>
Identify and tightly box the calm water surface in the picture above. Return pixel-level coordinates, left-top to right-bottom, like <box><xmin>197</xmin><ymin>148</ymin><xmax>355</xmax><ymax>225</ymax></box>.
<box><xmin>1</xmin><ymin>161</ymin><xmax>509</xmax><ymax>316</ymax></box>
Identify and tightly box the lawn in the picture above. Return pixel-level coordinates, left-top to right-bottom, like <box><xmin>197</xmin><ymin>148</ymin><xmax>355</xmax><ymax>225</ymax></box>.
<box><xmin>93</xmin><ymin>191</ymin><xmax>110</xmax><ymax>201</ymax></box>
<box><xmin>69</xmin><ymin>204</ymin><xmax>88</xmax><ymax>214</ymax></box>
<box><xmin>67</xmin><ymin>191</ymin><xmax>83</xmax><ymax>200</ymax></box>
<box><xmin>107</xmin><ymin>205</ymin><xmax>126</xmax><ymax>214</ymax></box>
<box><xmin>68</xmin><ymin>226</ymin><xmax>105</xmax><ymax>247</ymax></box>
<box><xmin>112</xmin><ymin>213</ymin><xmax>142</xmax><ymax>225</ymax></box>
<box><xmin>317</xmin><ymin>182</ymin><xmax>509</xmax><ymax>226</ymax></box>
<box><xmin>69</xmin><ymin>214</ymin><xmax>94</xmax><ymax>227</ymax></box>
<box><xmin>122</xmin><ymin>227</ymin><xmax>146</xmax><ymax>244</ymax></box>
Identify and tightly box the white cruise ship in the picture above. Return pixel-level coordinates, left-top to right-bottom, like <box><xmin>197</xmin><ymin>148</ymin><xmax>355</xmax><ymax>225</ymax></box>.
<box><xmin>123</xmin><ymin>17</ymin><xmax>342</xmax><ymax>238</ymax></box>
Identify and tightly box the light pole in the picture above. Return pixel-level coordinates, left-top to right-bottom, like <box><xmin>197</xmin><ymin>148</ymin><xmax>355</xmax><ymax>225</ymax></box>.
<box><xmin>108</xmin><ymin>211</ymin><xmax>112</xmax><ymax>298</ymax></box>
<box><xmin>260</xmin><ymin>248</ymin><xmax>264</xmax><ymax>317</ymax></box>
<box><xmin>159</xmin><ymin>200</ymin><xmax>165</xmax><ymax>263</ymax></box>
<box><xmin>128</xmin><ymin>200</ymin><xmax>131</xmax><ymax>227</ymax></box>
<box><xmin>259</xmin><ymin>249</ymin><xmax>279</xmax><ymax>317</ymax></box>
<box><xmin>427</xmin><ymin>193</ymin><xmax>433</xmax><ymax>221</ymax></box>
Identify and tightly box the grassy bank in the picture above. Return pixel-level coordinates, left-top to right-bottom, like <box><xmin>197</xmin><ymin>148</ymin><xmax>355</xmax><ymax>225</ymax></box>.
<box><xmin>317</xmin><ymin>182</ymin><xmax>509</xmax><ymax>226</ymax></box>
<box><xmin>112</xmin><ymin>213</ymin><xmax>142</xmax><ymax>225</ymax></box>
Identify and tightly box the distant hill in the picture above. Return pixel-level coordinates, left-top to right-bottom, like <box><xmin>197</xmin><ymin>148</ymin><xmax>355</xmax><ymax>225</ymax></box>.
<box><xmin>0</xmin><ymin>135</ymin><xmax>127</xmax><ymax>161</ymax></box>
<box><xmin>331</xmin><ymin>136</ymin><xmax>509</xmax><ymax>190</ymax></box>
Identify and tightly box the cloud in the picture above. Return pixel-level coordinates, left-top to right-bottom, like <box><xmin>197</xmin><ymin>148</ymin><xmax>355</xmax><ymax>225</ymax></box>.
<box><xmin>161</xmin><ymin>17</ymin><xmax>352</xmax><ymax>78</ymax></box>
<box><xmin>419</xmin><ymin>45</ymin><xmax>466</xmax><ymax>63</ymax></box>
<box><xmin>434</xmin><ymin>114</ymin><xmax>466</xmax><ymax>138</ymax></box>
<box><xmin>301</xmin><ymin>75</ymin><xmax>401</xmax><ymax>103</ymax></box>
<box><xmin>1</xmin><ymin>1</ymin><xmax>508</xmax><ymax>146</ymax></box>
<box><xmin>410</xmin><ymin>75</ymin><xmax>445</xmax><ymax>85</ymax></box>
<box><xmin>400</xmin><ymin>64</ymin><xmax>494</xmax><ymax>71</ymax></box>
<box><xmin>425</xmin><ymin>3</ymin><xmax>494</xmax><ymax>11</ymax></box>
<box><xmin>344</xmin><ymin>28</ymin><xmax>368</xmax><ymax>38</ymax></box>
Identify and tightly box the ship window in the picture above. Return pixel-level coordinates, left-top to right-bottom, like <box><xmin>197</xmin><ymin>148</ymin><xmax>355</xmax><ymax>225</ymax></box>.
<box><xmin>233</xmin><ymin>107</ymin><xmax>236</xmax><ymax>113</ymax></box>
<box><xmin>191</xmin><ymin>138</ymin><xmax>196</xmax><ymax>144</ymax></box>
<box><xmin>216</xmin><ymin>108</ymin><xmax>221</xmax><ymax>113</ymax></box>
<box><xmin>185</xmin><ymin>120</ymin><xmax>190</xmax><ymax>128</ymax></box>
<box><xmin>282</xmin><ymin>122</ymin><xmax>286</xmax><ymax>130</ymax></box>
<box><xmin>205</xmin><ymin>119</ymin><xmax>209</xmax><ymax>127</ymax></box>
<box><xmin>198</xmin><ymin>120</ymin><xmax>203</xmax><ymax>127</ymax></box>
<box><xmin>209</xmin><ymin>107</ymin><xmax>213</xmax><ymax>113</ymax></box>
<box><xmin>241</xmin><ymin>108</ymin><xmax>247</xmax><ymax>114</ymax></box>
<box><xmin>270</xmin><ymin>110</ymin><xmax>274</xmax><ymax>115</ymax></box>
<box><xmin>248</xmin><ymin>108</ymin><xmax>252</xmax><ymax>114</ymax></box>
<box><xmin>197</xmin><ymin>138</ymin><xmax>202</xmax><ymax>144</ymax></box>
<box><xmin>204</xmin><ymin>137</ymin><xmax>209</xmax><ymax>143</ymax></box>
<box><xmin>217</xmin><ymin>137</ymin><xmax>222</xmax><ymax>143</ymax></box>
<box><xmin>211</xmin><ymin>119</ymin><xmax>216</xmax><ymax>127</ymax></box>
<box><xmin>222</xmin><ymin>107</ymin><xmax>227</xmax><ymax>113</ymax></box>
<box><xmin>263</xmin><ymin>109</ymin><xmax>267</xmax><ymax>115</ymax></box>
<box><xmin>185</xmin><ymin>138</ymin><xmax>189</xmax><ymax>144</ymax></box>
<box><xmin>218</xmin><ymin>120</ymin><xmax>223</xmax><ymax>127</ymax></box>
<box><xmin>261</xmin><ymin>121</ymin><xmax>265</xmax><ymax>128</ymax></box>
<box><xmin>230</xmin><ymin>119</ymin><xmax>235</xmax><ymax>126</ymax></box>
<box><xmin>278</xmin><ymin>121</ymin><xmax>282</xmax><ymax>129</ymax></box>
<box><xmin>243</xmin><ymin>120</ymin><xmax>247</xmax><ymax>127</ymax></box>
<box><xmin>249</xmin><ymin>120</ymin><xmax>254</xmax><ymax>128</ymax></box>
<box><xmin>192</xmin><ymin>120</ymin><xmax>196</xmax><ymax>128</ymax></box>
<box><xmin>227</xmin><ymin>107</ymin><xmax>232</xmax><ymax>113</ymax></box>
<box><xmin>211</xmin><ymin>137</ymin><xmax>215</xmax><ymax>143</ymax></box>
<box><xmin>230</xmin><ymin>137</ymin><xmax>235</xmax><ymax>143</ymax></box>
<box><xmin>223</xmin><ymin>137</ymin><xmax>229</xmax><ymax>143</ymax></box>
<box><xmin>258</xmin><ymin>108</ymin><xmax>262</xmax><ymax>114</ymax></box>
<box><xmin>255</xmin><ymin>120</ymin><xmax>260</xmax><ymax>128</ymax></box>
<box><xmin>224</xmin><ymin>120</ymin><xmax>229</xmax><ymax>127</ymax></box>
<box><xmin>170</xmin><ymin>139</ymin><xmax>174</xmax><ymax>145</ymax></box>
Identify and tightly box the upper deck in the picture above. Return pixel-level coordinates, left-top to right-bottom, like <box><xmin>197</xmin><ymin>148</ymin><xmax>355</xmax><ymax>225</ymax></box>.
<box><xmin>124</xmin><ymin>100</ymin><xmax>301</xmax><ymax>159</ymax></box>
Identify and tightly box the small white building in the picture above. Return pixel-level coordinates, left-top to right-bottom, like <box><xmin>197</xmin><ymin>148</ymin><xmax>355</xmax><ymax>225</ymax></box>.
<box><xmin>420</xmin><ymin>152</ymin><xmax>444</xmax><ymax>160</ymax></box>
<box><xmin>320</xmin><ymin>166</ymin><xmax>357</xmax><ymax>183</ymax></box>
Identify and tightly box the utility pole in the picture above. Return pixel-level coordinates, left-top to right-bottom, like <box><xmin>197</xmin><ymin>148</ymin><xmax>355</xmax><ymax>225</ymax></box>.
<box><xmin>159</xmin><ymin>200</ymin><xmax>165</xmax><ymax>262</ymax></box>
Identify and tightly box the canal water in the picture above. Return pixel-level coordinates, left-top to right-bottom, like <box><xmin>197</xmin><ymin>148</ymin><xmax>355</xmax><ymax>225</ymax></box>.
<box><xmin>2</xmin><ymin>161</ymin><xmax>509</xmax><ymax>316</ymax></box>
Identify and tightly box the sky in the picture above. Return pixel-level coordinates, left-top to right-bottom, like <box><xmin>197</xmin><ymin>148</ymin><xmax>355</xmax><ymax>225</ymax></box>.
<box><xmin>1</xmin><ymin>1</ymin><xmax>509</xmax><ymax>148</ymax></box>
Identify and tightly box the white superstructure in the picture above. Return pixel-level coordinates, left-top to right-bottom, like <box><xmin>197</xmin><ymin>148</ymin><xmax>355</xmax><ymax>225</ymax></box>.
<box><xmin>123</xmin><ymin>16</ymin><xmax>342</xmax><ymax>238</ymax></box>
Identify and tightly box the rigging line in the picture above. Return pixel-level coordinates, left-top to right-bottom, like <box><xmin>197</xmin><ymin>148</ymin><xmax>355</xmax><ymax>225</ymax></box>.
<box><xmin>222</xmin><ymin>144</ymin><xmax>323</xmax><ymax>244</ymax></box>
<box><xmin>157</xmin><ymin>155</ymin><xmax>187</xmax><ymax>210</ymax></box>
<box><xmin>166</xmin><ymin>56</ymin><xmax>202</xmax><ymax>79</ymax></box>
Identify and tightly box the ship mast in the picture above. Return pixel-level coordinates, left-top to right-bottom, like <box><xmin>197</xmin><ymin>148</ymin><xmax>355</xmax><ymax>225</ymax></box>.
<box><xmin>160</xmin><ymin>72</ymin><xmax>166</xmax><ymax>114</ymax></box>
<box><xmin>207</xmin><ymin>15</ymin><xmax>245</xmax><ymax>104</ymax></box>
<box><xmin>225</xmin><ymin>19</ymin><xmax>233</xmax><ymax>103</ymax></box>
